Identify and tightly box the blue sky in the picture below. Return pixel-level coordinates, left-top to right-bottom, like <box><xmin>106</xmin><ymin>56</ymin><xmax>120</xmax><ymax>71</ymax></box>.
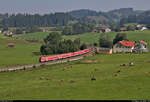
<box><xmin>0</xmin><ymin>0</ymin><xmax>150</xmax><ymax>14</ymax></box>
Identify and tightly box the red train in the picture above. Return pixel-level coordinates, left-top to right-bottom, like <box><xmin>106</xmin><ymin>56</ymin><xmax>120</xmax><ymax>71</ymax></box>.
<box><xmin>39</xmin><ymin>48</ymin><xmax>90</xmax><ymax>63</ymax></box>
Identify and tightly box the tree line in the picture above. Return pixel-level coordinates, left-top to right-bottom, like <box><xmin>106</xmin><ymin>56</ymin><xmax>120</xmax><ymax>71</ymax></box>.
<box><xmin>1</xmin><ymin>13</ymin><xmax>73</xmax><ymax>27</ymax></box>
<box><xmin>99</xmin><ymin>33</ymin><xmax>128</xmax><ymax>48</ymax></box>
<box><xmin>62</xmin><ymin>23</ymin><xmax>95</xmax><ymax>35</ymax></box>
<box><xmin>40</xmin><ymin>32</ymin><xmax>87</xmax><ymax>55</ymax></box>
<box><xmin>40</xmin><ymin>32</ymin><xmax>128</xmax><ymax>55</ymax></box>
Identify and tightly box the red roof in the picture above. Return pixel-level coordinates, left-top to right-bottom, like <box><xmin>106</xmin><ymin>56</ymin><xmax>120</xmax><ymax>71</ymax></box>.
<box><xmin>100</xmin><ymin>26</ymin><xmax>108</xmax><ymax>30</ymax></box>
<box><xmin>119</xmin><ymin>41</ymin><xmax>135</xmax><ymax>47</ymax></box>
<box><xmin>120</xmin><ymin>27</ymin><xmax>127</xmax><ymax>31</ymax></box>
<box><xmin>139</xmin><ymin>40</ymin><xmax>147</xmax><ymax>45</ymax></box>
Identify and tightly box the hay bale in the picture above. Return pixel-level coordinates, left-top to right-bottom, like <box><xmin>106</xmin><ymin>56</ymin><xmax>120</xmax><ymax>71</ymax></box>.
<box><xmin>60</xmin><ymin>79</ymin><xmax>64</xmax><ymax>83</ymax></box>
<box><xmin>114</xmin><ymin>74</ymin><xmax>118</xmax><ymax>77</ymax></box>
<box><xmin>129</xmin><ymin>62</ymin><xmax>134</xmax><ymax>66</ymax></box>
<box><xmin>116</xmin><ymin>70</ymin><xmax>121</xmax><ymax>73</ymax></box>
<box><xmin>91</xmin><ymin>77</ymin><xmax>96</xmax><ymax>81</ymax></box>
<box><xmin>120</xmin><ymin>64</ymin><xmax>127</xmax><ymax>66</ymax></box>
<box><xmin>70</xmin><ymin>80</ymin><xmax>76</xmax><ymax>83</ymax></box>
<box><xmin>46</xmin><ymin>78</ymin><xmax>52</xmax><ymax>80</ymax></box>
<box><xmin>145</xmin><ymin>72</ymin><xmax>150</xmax><ymax>74</ymax></box>
<box><xmin>40</xmin><ymin>77</ymin><xmax>45</xmax><ymax>80</ymax></box>
<box><xmin>95</xmin><ymin>68</ymin><xmax>99</xmax><ymax>71</ymax></box>
<box><xmin>8</xmin><ymin>43</ymin><xmax>15</xmax><ymax>48</ymax></box>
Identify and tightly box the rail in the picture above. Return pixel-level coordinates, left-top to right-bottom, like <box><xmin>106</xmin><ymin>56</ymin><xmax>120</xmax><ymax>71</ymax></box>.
<box><xmin>0</xmin><ymin>54</ymin><xmax>89</xmax><ymax>72</ymax></box>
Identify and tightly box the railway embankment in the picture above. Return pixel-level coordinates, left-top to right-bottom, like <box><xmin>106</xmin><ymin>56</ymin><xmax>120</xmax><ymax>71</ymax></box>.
<box><xmin>0</xmin><ymin>55</ymin><xmax>87</xmax><ymax>72</ymax></box>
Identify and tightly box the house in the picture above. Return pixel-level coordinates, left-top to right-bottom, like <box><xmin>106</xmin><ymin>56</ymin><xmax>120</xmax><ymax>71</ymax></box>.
<box><xmin>134</xmin><ymin>40</ymin><xmax>149</xmax><ymax>53</ymax></box>
<box><xmin>40</xmin><ymin>28</ymin><xmax>49</xmax><ymax>32</ymax></box>
<box><xmin>96</xmin><ymin>47</ymin><xmax>112</xmax><ymax>54</ymax></box>
<box><xmin>92</xmin><ymin>29</ymin><xmax>99</xmax><ymax>33</ymax></box>
<box><xmin>141</xmin><ymin>27</ymin><xmax>148</xmax><ymax>31</ymax></box>
<box><xmin>100</xmin><ymin>26</ymin><xmax>111</xmax><ymax>33</ymax></box>
<box><xmin>3</xmin><ymin>31</ymin><xmax>13</xmax><ymax>36</ymax></box>
<box><xmin>136</xmin><ymin>24</ymin><xmax>142</xmax><ymax>28</ymax></box>
<box><xmin>136</xmin><ymin>24</ymin><xmax>142</xmax><ymax>30</ymax></box>
<box><xmin>12</xmin><ymin>35</ymin><xmax>20</xmax><ymax>38</ymax></box>
<box><xmin>120</xmin><ymin>27</ymin><xmax>127</xmax><ymax>32</ymax></box>
<box><xmin>113</xmin><ymin>41</ymin><xmax>135</xmax><ymax>53</ymax></box>
<box><xmin>8</xmin><ymin>43</ymin><xmax>15</xmax><ymax>48</ymax></box>
<box><xmin>136</xmin><ymin>24</ymin><xmax>148</xmax><ymax>31</ymax></box>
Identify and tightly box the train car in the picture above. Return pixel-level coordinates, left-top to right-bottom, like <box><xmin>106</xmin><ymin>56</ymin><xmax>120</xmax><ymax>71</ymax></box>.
<box><xmin>39</xmin><ymin>48</ymin><xmax>90</xmax><ymax>63</ymax></box>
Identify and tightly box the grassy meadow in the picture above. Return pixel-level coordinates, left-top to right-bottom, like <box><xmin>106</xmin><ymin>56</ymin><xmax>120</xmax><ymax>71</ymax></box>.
<box><xmin>0</xmin><ymin>30</ymin><xmax>150</xmax><ymax>99</ymax></box>
<box><xmin>0</xmin><ymin>34</ymin><xmax>42</xmax><ymax>68</ymax></box>
<box><xmin>0</xmin><ymin>53</ymin><xmax>150</xmax><ymax>100</ymax></box>
<box><xmin>0</xmin><ymin>30</ymin><xmax>150</xmax><ymax>68</ymax></box>
<box><xmin>18</xmin><ymin>30</ymin><xmax>150</xmax><ymax>48</ymax></box>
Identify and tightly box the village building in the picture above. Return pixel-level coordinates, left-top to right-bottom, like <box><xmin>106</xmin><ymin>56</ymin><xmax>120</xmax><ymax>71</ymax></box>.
<box><xmin>134</xmin><ymin>40</ymin><xmax>149</xmax><ymax>53</ymax></box>
<box><xmin>100</xmin><ymin>26</ymin><xmax>111</xmax><ymax>33</ymax></box>
<box><xmin>96</xmin><ymin>47</ymin><xmax>112</xmax><ymax>54</ymax></box>
<box><xmin>141</xmin><ymin>27</ymin><xmax>148</xmax><ymax>31</ymax></box>
<box><xmin>136</xmin><ymin>24</ymin><xmax>148</xmax><ymax>31</ymax></box>
<box><xmin>40</xmin><ymin>28</ymin><xmax>49</xmax><ymax>32</ymax></box>
<box><xmin>92</xmin><ymin>29</ymin><xmax>99</xmax><ymax>33</ymax></box>
<box><xmin>113</xmin><ymin>41</ymin><xmax>135</xmax><ymax>53</ymax></box>
<box><xmin>120</xmin><ymin>27</ymin><xmax>127</xmax><ymax>32</ymax></box>
<box><xmin>8</xmin><ymin>43</ymin><xmax>15</xmax><ymax>48</ymax></box>
<box><xmin>12</xmin><ymin>35</ymin><xmax>20</xmax><ymax>38</ymax></box>
<box><xmin>3</xmin><ymin>31</ymin><xmax>13</xmax><ymax>36</ymax></box>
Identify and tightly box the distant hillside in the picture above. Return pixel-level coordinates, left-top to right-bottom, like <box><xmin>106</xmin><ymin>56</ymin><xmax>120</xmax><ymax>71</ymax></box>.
<box><xmin>1</xmin><ymin>8</ymin><xmax>150</xmax><ymax>27</ymax></box>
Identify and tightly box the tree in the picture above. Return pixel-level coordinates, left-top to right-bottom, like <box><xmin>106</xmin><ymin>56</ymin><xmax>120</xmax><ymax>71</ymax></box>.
<box><xmin>2</xmin><ymin>25</ymin><xmax>8</xmax><ymax>32</ymax></box>
<box><xmin>40</xmin><ymin>32</ymin><xmax>82</xmax><ymax>55</ymax></box>
<box><xmin>99</xmin><ymin>34</ymin><xmax>112</xmax><ymax>48</ymax></box>
<box><xmin>113</xmin><ymin>33</ymin><xmax>128</xmax><ymax>44</ymax></box>
<box><xmin>62</xmin><ymin>26</ymin><xmax>73</xmax><ymax>35</ymax></box>
<box><xmin>127</xmin><ymin>25</ymin><xmax>135</xmax><ymax>31</ymax></box>
<box><xmin>93</xmin><ymin>43</ymin><xmax>98</xmax><ymax>47</ymax></box>
<box><xmin>44</xmin><ymin>32</ymin><xmax>62</xmax><ymax>44</ymax></box>
<box><xmin>80</xmin><ymin>43</ymin><xmax>87</xmax><ymax>50</ymax></box>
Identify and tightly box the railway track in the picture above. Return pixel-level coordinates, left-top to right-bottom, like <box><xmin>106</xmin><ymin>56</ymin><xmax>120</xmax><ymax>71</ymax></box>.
<box><xmin>0</xmin><ymin>54</ymin><xmax>89</xmax><ymax>72</ymax></box>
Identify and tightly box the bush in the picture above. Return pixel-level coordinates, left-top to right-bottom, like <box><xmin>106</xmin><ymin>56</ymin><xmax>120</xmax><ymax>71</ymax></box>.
<box><xmin>99</xmin><ymin>34</ymin><xmax>113</xmax><ymax>48</ymax></box>
<box><xmin>113</xmin><ymin>33</ymin><xmax>128</xmax><ymax>44</ymax></box>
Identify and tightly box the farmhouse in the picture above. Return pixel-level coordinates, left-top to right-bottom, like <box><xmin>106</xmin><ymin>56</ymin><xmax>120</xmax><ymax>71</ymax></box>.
<box><xmin>40</xmin><ymin>28</ymin><xmax>49</xmax><ymax>32</ymax></box>
<box><xmin>100</xmin><ymin>26</ymin><xmax>111</xmax><ymax>33</ymax></box>
<box><xmin>120</xmin><ymin>27</ymin><xmax>127</xmax><ymax>32</ymax></box>
<box><xmin>12</xmin><ymin>35</ymin><xmax>20</xmax><ymax>38</ymax></box>
<box><xmin>96</xmin><ymin>47</ymin><xmax>112</xmax><ymax>54</ymax></box>
<box><xmin>141</xmin><ymin>27</ymin><xmax>148</xmax><ymax>31</ymax></box>
<box><xmin>92</xmin><ymin>29</ymin><xmax>99</xmax><ymax>33</ymax></box>
<box><xmin>8</xmin><ymin>43</ymin><xmax>15</xmax><ymax>48</ymax></box>
<box><xmin>134</xmin><ymin>40</ymin><xmax>149</xmax><ymax>52</ymax></box>
<box><xmin>136</xmin><ymin>25</ymin><xmax>148</xmax><ymax>31</ymax></box>
<box><xmin>3</xmin><ymin>31</ymin><xmax>13</xmax><ymax>36</ymax></box>
<box><xmin>113</xmin><ymin>41</ymin><xmax>135</xmax><ymax>53</ymax></box>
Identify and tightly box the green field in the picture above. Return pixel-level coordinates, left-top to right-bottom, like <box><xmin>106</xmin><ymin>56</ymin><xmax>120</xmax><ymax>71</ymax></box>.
<box><xmin>18</xmin><ymin>32</ymin><xmax>50</xmax><ymax>40</ymax></box>
<box><xmin>0</xmin><ymin>30</ymin><xmax>150</xmax><ymax>68</ymax></box>
<box><xmin>0</xmin><ymin>34</ymin><xmax>42</xmax><ymax>68</ymax></box>
<box><xmin>18</xmin><ymin>30</ymin><xmax>150</xmax><ymax>48</ymax></box>
<box><xmin>1</xmin><ymin>31</ymin><xmax>150</xmax><ymax>100</ymax></box>
<box><xmin>0</xmin><ymin>53</ymin><xmax>150</xmax><ymax>100</ymax></box>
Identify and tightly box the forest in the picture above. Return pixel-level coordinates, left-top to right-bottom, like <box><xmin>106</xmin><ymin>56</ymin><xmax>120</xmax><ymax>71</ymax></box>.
<box><xmin>0</xmin><ymin>8</ymin><xmax>150</xmax><ymax>27</ymax></box>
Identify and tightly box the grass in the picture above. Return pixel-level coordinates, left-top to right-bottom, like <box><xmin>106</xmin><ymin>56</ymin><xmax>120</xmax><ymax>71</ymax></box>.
<box><xmin>0</xmin><ymin>40</ymin><xmax>42</xmax><ymax>68</ymax></box>
<box><xmin>0</xmin><ymin>30</ymin><xmax>150</xmax><ymax>68</ymax></box>
<box><xmin>18</xmin><ymin>30</ymin><xmax>150</xmax><ymax>48</ymax></box>
<box><xmin>0</xmin><ymin>53</ymin><xmax>150</xmax><ymax>100</ymax></box>
<box><xmin>64</xmin><ymin>30</ymin><xmax>150</xmax><ymax>48</ymax></box>
<box><xmin>1</xmin><ymin>30</ymin><xmax>150</xmax><ymax>99</ymax></box>
<box><xmin>18</xmin><ymin>32</ymin><xmax>50</xmax><ymax>40</ymax></box>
